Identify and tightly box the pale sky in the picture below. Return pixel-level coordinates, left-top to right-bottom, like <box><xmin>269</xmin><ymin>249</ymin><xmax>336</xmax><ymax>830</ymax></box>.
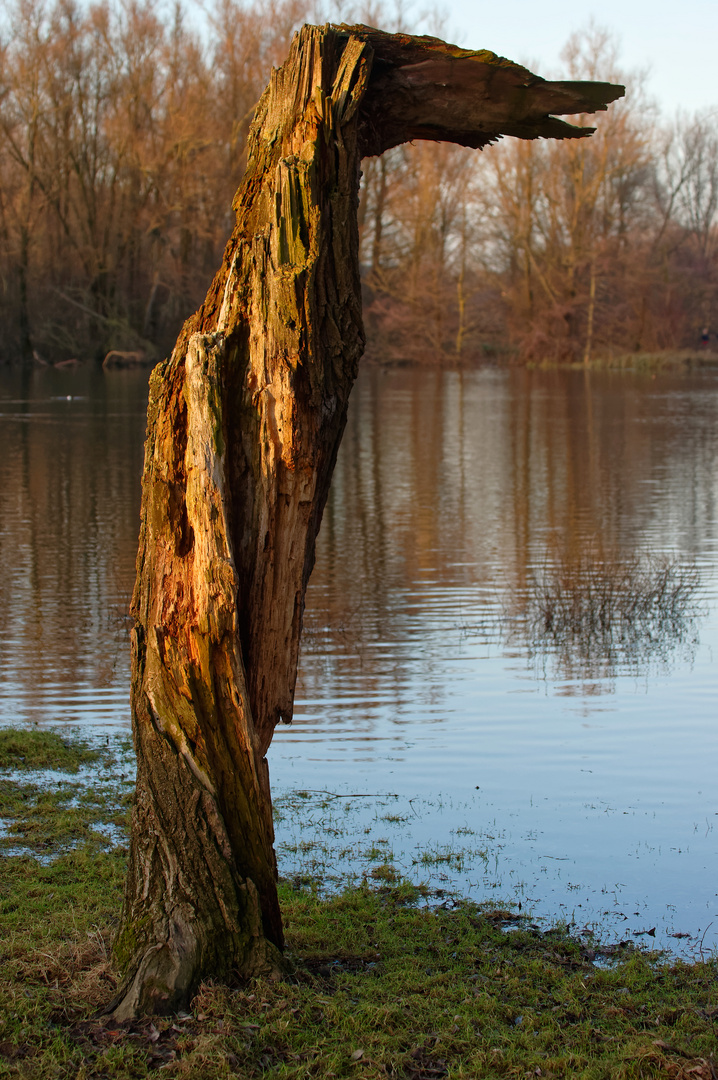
<box><xmin>436</xmin><ymin>0</ymin><xmax>718</xmax><ymax>117</ymax></box>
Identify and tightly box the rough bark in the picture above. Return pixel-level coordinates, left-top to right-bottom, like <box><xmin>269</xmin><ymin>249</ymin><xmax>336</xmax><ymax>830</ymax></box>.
<box><xmin>112</xmin><ymin>23</ymin><xmax>623</xmax><ymax>1019</ymax></box>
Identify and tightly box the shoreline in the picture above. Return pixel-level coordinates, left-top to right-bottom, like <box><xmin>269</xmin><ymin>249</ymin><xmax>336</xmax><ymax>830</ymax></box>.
<box><xmin>1</xmin><ymin>729</ymin><xmax>717</xmax><ymax>1078</ymax></box>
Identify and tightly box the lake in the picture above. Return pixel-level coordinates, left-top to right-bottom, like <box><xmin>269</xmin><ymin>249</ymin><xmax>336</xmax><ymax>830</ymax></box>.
<box><xmin>1</xmin><ymin>362</ymin><xmax>716</xmax><ymax>955</ymax></box>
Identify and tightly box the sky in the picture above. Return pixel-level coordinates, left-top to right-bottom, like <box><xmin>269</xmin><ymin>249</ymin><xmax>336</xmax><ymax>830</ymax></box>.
<box><xmin>423</xmin><ymin>0</ymin><xmax>718</xmax><ymax>117</ymax></box>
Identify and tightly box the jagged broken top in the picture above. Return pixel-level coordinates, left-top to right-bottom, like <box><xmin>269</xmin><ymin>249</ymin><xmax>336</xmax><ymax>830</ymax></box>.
<box><xmin>340</xmin><ymin>25</ymin><xmax>625</xmax><ymax>155</ymax></box>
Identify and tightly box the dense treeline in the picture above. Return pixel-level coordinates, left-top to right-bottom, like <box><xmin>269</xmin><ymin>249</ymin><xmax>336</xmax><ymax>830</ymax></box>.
<box><xmin>0</xmin><ymin>0</ymin><xmax>306</xmax><ymax>364</ymax></box>
<box><xmin>1</xmin><ymin>2</ymin><xmax>717</xmax><ymax>365</ymax></box>
<box><xmin>360</xmin><ymin>27</ymin><xmax>718</xmax><ymax>363</ymax></box>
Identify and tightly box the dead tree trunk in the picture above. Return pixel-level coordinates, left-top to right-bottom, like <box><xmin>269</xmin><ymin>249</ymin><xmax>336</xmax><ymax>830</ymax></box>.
<box><xmin>111</xmin><ymin>24</ymin><xmax>623</xmax><ymax>1018</ymax></box>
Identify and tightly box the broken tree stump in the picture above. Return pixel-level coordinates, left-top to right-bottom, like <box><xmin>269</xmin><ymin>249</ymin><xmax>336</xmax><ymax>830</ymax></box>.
<box><xmin>111</xmin><ymin>24</ymin><xmax>623</xmax><ymax>1018</ymax></box>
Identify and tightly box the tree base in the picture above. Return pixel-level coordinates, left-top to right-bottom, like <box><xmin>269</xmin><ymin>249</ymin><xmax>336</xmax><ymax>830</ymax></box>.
<box><xmin>109</xmin><ymin>920</ymin><xmax>286</xmax><ymax>1021</ymax></box>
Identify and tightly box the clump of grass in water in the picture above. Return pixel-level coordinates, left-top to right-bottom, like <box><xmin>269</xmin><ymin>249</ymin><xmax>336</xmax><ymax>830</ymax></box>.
<box><xmin>0</xmin><ymin>728</ymin><xmax>133</xmax><ymax>859</ymax></box>
<box><xmin>0</xmin><ymin>727</ymin><xmax>101</xmax><ymax>772</ymax></box>
<box><xmin>514</xmin><ymin>545</ymin><xmax>703</xmax><ymax>679</ymax></box>
<box><xmin>0</xmin><ymin>779</ymin><xmax>132</xmax><ymax>857</ymax></box>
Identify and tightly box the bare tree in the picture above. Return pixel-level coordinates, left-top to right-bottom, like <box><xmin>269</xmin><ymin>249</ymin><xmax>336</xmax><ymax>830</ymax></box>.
<box><xmin>676</xmin><ymin>112</ymin><xmax>718</xmax><ymax>260</ymax></box>
<box><xmin>471</xmin><ymin>25</ymin><xmax>659</xmax><ymax>362</ymax></box>
<box><xmin>0</xmin><ymin>0</ymin><xmax>307</xmax><ymax>362</ymax></box>
<box><xmin>3</xmin><ymin>2</ymin><xmax>714</xmax><ymax>367</ymax></box>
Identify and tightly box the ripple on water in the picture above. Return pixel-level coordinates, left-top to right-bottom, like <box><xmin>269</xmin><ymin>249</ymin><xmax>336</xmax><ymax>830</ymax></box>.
<box><xmin>1</xmin><ymin>364</ymin><xmax>717</xmax><ymax>955</ymax></box>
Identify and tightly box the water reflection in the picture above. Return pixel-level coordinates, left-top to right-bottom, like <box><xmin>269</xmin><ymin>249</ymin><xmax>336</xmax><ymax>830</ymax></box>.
<box><xmin>0</xmin><ymin>366</ymin><xmax>146</xmax><ymax>729</ymax></box>
<box><xmin>293</xmin><ymin>367</ymin><xmax>718</xmax><ymax>726</ymax></box>
<box><xmin>0</xmin><ymin>363</ymin><xmax>716</xmax><ymax>951</ymax></box>
<box><xmin>271</xmin><ymin>366</ymin><xmax>718</xmax><ymax>951</ymax></box>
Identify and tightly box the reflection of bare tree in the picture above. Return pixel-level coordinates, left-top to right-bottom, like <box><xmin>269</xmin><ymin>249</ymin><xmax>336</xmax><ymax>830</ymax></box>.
<box><xmin>301</xmin><ymin>596</ymin><xmax>370</xmax><ymax>666</ymax></box>
<box><xmin>292</xmin><ymin>365</ymin><xmax>718</xmax><ymax>718</ymax></box>
<box><xmin>0</xmin><ymin>368</ymin><xmax>146</xmax><ymax>722</ymax></box>
<box><xmin>508</xmin><ymin>545</ymin><xmax>703</xmax><ymax>685</ymax></box>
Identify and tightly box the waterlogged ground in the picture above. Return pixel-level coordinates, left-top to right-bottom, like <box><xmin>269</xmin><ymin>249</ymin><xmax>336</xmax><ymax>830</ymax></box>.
<box><xmin>2</xmin><ymin>730</ymin><xmax>718</xmax><ymax>1079</ymax></box>
<box><xmin>271</xmin><ymin>785</ymin><xmax>716</xmax><ymax>960</ymax></box>
<box><xmin>1</xmin><ymin>727</ymin><xmax>711</xmax><ymax>964</ymax></box>
<box><xmin>0</xmin><ymin>729</ymin><xmax>134</xmax><ymax>862</ymax></box>
<box><xmin>0</xmin><ymin>365</ymin><xmax>717</xmax><ymax>960</ymax></box>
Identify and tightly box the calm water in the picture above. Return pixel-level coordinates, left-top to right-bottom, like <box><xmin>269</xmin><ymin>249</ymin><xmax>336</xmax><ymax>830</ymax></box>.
<box><xmin>1</xmin><ymin>364</ymin><xmax>716</xmax><ymax>954</ymax></box>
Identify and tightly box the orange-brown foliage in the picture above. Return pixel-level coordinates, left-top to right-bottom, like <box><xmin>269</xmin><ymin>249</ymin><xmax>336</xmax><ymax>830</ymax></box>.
<box><xmin>1</xmin><ymin>9</ymin><xmax>716</xmax><ymax>365</ymax></box>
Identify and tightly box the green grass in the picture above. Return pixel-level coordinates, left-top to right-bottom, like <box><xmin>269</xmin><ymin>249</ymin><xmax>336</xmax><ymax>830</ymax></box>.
<box><xmin>592</xmin><ymin>350</ymin><xmax>718</xmax><ymax>371</ymax></box>
<box><xmin>0</xmin><ymin>728</ymin><xmax>103</xmax><ymax>772</ymax></box>
<box><xmin>2</xmin><ymin>864</ymin><xmax>717</xmax><ymax>1079</ymax></box>
<box><xmin>0</xmin><ymin>729</ymin><xmax>133</xmax><ymax>859</ymax></box>
<box><xmin>1</xmin><ymin>731</ymin><xmax>717</xmax><ymax>1078</ymax></box>
<box><xmin>523</xmin><ymin>350</ymin><xmax>718</xmax><ymax>373</ymax></box>
<box><xmin>0</xmin><ymin>778</ymin><xmax>132</xmax><ymax>857</ymax></box>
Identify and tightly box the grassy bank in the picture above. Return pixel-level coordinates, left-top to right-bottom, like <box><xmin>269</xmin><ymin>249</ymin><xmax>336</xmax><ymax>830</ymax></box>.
<box><xmin>525</xmin><ymin>350</ymin><xmax>718</xmax><ymax>373</ymax></box>
<box><xmin>367</xmin><ymin>348</ymin><xmax>718</xmax><ymax>373</ymax></box>
<box><xmin>1</xmin><ymin>730</ymin><xmax>717</xmax><ymax>1079</ymax></box>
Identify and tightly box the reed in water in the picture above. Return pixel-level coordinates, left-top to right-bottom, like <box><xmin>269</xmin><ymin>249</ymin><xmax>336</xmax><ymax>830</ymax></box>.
<box><xmin>515</xmin><ymin>545</ymin><xmax>703</xmax><ymax>679</ymax></box>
